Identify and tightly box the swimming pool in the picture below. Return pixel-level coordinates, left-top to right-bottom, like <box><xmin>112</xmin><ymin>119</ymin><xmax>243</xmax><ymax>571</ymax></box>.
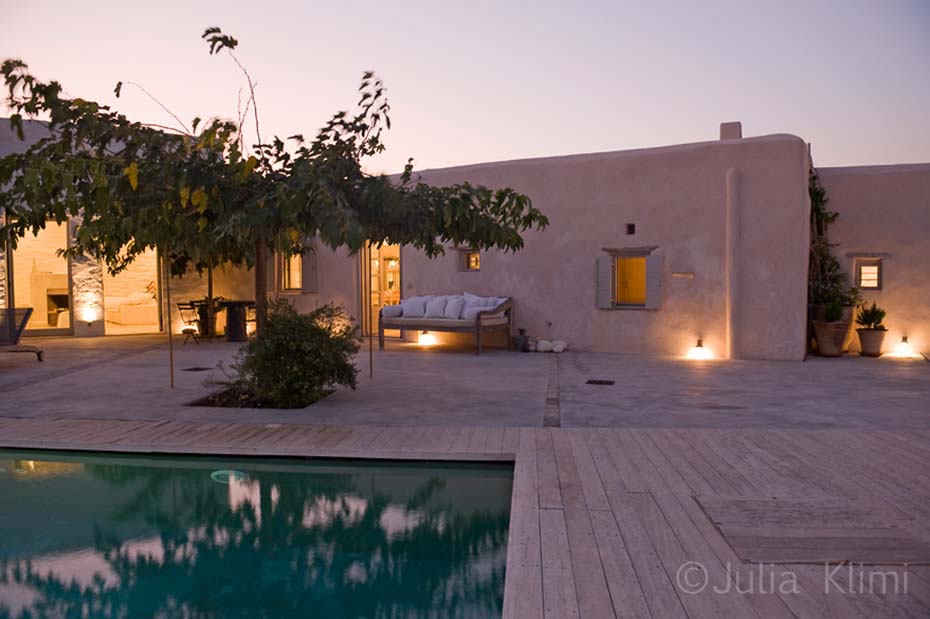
<box><xmin>0</xmin><ymin>449</ymin><xmax>513</xmax><ymax>618</ymax></box>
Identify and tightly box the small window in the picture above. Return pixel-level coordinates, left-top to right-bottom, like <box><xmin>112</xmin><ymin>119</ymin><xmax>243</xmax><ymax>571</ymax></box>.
<box><xmin>855</xmin><ymin>259</ymin><xmax>881</xmax><ymax>290</ymax></box>
<box><xmin>281</xmin><ymin>254</ymin><xmax>303</xmax><ymax>291</ymax></box>
<box><xmin>596</xmin><ymin>248</ymin><xmax>663</xmax><ymax>310</ymax></box>
<box><xmin>461</xmin><ymin>251</ymin><xmax>481</xmax><ymax>272</ymax></box>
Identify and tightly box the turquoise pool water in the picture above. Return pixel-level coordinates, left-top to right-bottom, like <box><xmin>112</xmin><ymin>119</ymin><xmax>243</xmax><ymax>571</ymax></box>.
<box><xmin>0</xmin><ymin>449</ymin><xmax>513</xmax><ymax>618</ymax></box>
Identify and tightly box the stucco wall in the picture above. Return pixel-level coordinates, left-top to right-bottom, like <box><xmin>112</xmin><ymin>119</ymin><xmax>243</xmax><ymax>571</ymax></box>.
<box><xmin>819</xmin><ymin>163</ymin><xmax>930</xmax><ymax>355</ymax></box>
<box><xmin>400</xmin><ymin>135</ymin><xmax>811</xmax><ymax>359</ymax></box>
<box><xmin>286</xmin><ymin>245</ymin><xmax>360</xmax><ymax>320</ymax></box>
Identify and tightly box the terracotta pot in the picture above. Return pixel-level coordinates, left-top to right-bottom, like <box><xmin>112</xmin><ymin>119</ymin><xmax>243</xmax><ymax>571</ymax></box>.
<box><xmin>856</xmin><ymin>329</ymin><xmax>887</xmax><ymax>357</ymax></box>
<box><xmin>813</xmin><ymin>321</ymin><xmax>852</xmax><ymax>357</ymax></box>
<box><xmin>811</xmin><ymin>305</ymin><xmax>855</xmax><ymax>352</ymax></box>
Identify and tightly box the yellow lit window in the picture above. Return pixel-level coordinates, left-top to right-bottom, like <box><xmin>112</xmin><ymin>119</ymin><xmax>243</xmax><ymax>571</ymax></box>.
<box><xmin>463</xmin><ymin>251</ymin><xmax>481</xmax><ymax>271</ymax></box>
<box><xmin>282</xmin><ymin>254</ymin><xmax>302</xmax><ymax>290</ymax></box>
<box><xmin>615</xmin><ymin>257</ymin><xmax>646</xmax><ymax>305</ymax></box>
<box><xmin>856</xmin><ymin>260</ymin><xmax>881</xmax><ymax>290</ymax></box>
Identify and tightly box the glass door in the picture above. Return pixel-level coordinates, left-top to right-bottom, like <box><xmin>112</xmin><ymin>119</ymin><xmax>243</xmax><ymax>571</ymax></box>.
<box><xmin>11</xmin><ymin>221</ymin><xmax>73</xmax><ymax>335</ymax></box>
<box><xmin>361</xmin><ymin>242</ymin><xmax>401</xmax><ymax>337</ymax></box>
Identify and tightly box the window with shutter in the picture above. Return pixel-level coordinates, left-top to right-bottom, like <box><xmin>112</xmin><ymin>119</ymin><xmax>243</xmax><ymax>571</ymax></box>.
<box><xmin>596</xmin><ymin>255</ymin><xmax>614</xmax><ymax>309</ymax></box>
<box><xmin>596</xmin><ymin>248</ymin><xmax>663</xmax><ymax>310</ymax></box>
<box><xmin>281</xmin><ymin>254</ymin><xmax>303</xmax><ymax>291</ymax></box>
<box><xmin>302</xmin><ymin>250</ymin><xmax>318</xmax><ymax>293</ymax></box>
<box><xmin>644</xmin><ymin>254</ymin><xmax>664</xmax><ymax>310</ymax></box>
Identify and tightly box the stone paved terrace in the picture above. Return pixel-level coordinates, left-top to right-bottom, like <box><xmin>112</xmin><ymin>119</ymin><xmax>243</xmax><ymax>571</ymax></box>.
<box><xmin>2</xmin><ymin>336</ymin><xmax>930</xmax><ymax>618</ymax></box>
<box><xmin>1</xmin><ymin>335</ymin><xmax>928</xmax><ymax>430</ymax></box>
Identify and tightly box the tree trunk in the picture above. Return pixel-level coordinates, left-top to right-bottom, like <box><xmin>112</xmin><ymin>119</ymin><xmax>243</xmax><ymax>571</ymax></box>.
<box><xmin>206</xmin><ymin>264</ymin><xmax>215</xmax><ymax>338</ymax></box>
<box><xmin>254</xmin><ymin>238</ymin><xmax>268</xmax><ymax>335</ymax></box>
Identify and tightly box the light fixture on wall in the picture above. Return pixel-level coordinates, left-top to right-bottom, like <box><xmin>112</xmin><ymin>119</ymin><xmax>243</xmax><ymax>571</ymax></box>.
<box><xmin>888</xmin><ymin>335</ymin><xmax>921</xmax><ymax>359</ymax></box>
<box><xmin>78</xmin><ymin>306</ymin><xmax>99</xmax><ymax>327</ymax></box>
<box><xmin>418</xmin><ymin>330</ymin><xmax>437</xmax><ymax>346</ymax></box>
<box><xmin>685</xmin><ymin>337</ymin><xmax>714</xmax><ymax>360</ymax></box>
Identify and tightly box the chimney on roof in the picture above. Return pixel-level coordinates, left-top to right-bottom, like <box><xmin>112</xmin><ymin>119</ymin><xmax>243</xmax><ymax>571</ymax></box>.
<box><xmin>720</xmin><ymin>122</ymin><xmax>742</xmax><ymax>140</ymax></box>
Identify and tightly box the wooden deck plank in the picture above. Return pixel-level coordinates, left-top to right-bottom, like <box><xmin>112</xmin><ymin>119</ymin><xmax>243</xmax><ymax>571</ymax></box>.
<box><xmin>588</xmin><ymin>510</ymin><xmax>653</xmax><ymax>618</ymax></box>
<box><xmin>466</xmin><ymin>426</ymin><xmax>491</xmax><ymax>452</ymax></box>
<box><xmin>634</xmin><ymin>431</ymin><xmax>797</xmax><ymax>619</ymax></box>
<box><xmin>502</xmin><ymin>428</ymin><xmax>544</xmax><ymax>619</ymax></box>
<box><xmin>535</xmin><ymin>429</ymin><xmax>562</xmax><ymax>509</ymax></box>
<box><xmin>449</xmin><ymin>426</ymin><xmax>475</xmax><ymax>452</ymax></box>
<box><xmin>567</xmin><ymin>430</ymin><xmax>610</xmax><ymax>512</ymax></box>
<box><xmin>676</xmin><ymin>430</ymin><xmax>765</xmax><ymax>497</ymax></box>
<box><xmin>644</xmin><ymin>430</ymin><xmax>717</xmax><ymax>496</ymax></box>
<box><xmin>539</xmin><ymin>508</ymin><xmax>580</xmax><ymax>619</ymax></box>
<box><xmin>502</xmin><ymin>427</ymin><xmax>521</xmax><ymax>455</ymax></box>
<box><xmin>585</xmin><ymin>430</ymin><xmax>687</xmax><ymax>618</ymax></box>
<box><xmin>660</xmin><ymin>429</ymin><xmax>739</xmax><ymax>496</ymax></box>
<box><xmin>627</xmin><ymin>430</ymin><xmax>771</xmax><ymax>619</ymax></box>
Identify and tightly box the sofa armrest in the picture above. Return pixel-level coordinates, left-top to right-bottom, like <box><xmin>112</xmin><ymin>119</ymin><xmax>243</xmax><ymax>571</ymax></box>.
<box><xmin>475</xmin><ymin>298</ymin><xmax>512</xmax><ymax>323</ymax></box>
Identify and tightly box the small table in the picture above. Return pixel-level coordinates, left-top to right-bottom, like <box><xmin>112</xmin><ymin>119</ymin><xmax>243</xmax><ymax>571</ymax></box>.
<box><xmin>219</xmin><ymin>300</ymin><xmax>256</xmax><ymax>342</ymax></box>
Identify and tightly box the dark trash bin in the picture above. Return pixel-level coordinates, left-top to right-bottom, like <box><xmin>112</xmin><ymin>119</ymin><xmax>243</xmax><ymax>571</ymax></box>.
<box><xmin>222</xmin><ymin>301</ymin><xmax>253</xmax><ymax>342</ymax></box>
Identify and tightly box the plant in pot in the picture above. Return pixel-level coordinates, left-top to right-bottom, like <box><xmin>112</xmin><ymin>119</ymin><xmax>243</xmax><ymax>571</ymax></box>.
<box><xmin>855</xmin><ymin>302</ymin><xmax>887</xmax><ymax>357</ymax></box>
<box><xmin>812</xmin><ymin>300</ymin><xmax>852</xmax><ymax>357</ymax></box>
<box><xmin>807</xmin><ymin>168</ymin><xmax>860</xmax><ymax>353</ymax></box>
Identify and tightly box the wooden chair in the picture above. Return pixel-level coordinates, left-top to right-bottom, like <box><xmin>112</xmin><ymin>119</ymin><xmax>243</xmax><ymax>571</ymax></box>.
<box><xmin>1</xmin><ymin>308</ymin><xmax>44</xmax><ymax>361</ymax></box>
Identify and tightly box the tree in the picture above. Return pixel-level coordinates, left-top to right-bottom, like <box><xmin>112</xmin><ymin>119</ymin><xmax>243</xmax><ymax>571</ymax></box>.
<box><xmin>0</xmin><ymin>27</ymin><xmax>548</xmax><ymax>334</ymax></box>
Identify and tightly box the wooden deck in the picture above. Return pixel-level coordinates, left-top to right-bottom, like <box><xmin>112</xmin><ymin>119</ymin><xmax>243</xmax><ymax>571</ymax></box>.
<box><xmin>2</xmin><ymin>417</ymin><xmax>929</xmax><ymax>618</ymax></box>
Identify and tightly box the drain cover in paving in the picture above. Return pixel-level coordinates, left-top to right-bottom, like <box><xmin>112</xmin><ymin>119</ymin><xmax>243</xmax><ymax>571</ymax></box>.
<box><xmin>585</xmin><ymin>379</ymin><xmax>615</xmax><ymax>385</ymax></box>
<box><xmin>181</xmin><ymin>366</ymin><xmax>213</xmax><ymax>372</ymax></box>
<box><xmin>695</xmin><ymin>495</ymin><xmax>930</xmax><ymax>564</ymax></box>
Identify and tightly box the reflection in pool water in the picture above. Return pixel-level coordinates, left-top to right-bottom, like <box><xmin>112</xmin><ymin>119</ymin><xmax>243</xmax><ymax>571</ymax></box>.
<box><xmin>0</xmin><ymin>450</ymin><xmax>513</xmax><ymax>618</ymax></box>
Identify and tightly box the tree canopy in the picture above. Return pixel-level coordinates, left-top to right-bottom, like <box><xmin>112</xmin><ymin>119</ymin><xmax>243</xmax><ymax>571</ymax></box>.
<box><xmin>0</xmin><ymin>27</ymin><xmax>548</xmax><ymax>329</ymax></box>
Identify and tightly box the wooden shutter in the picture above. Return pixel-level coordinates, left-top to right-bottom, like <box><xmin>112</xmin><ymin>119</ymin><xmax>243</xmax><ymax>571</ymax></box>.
<box><xmin>596</xmin><ymin>255</ymin><xmax>614</xmax><ymax>309</ymax></box>
<box><xmin>302</xmin><ymin>250</ymin><xmax>318</xmax><ymax>293</ymax></box>
<box><xmin>644</xmin><ymin>254</ymin><xmax>664</xmax><ymax>310</ymax></box>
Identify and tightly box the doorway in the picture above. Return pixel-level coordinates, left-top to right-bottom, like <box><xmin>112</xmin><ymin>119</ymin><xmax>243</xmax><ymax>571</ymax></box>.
<box><xmin>10</xmin><ymin>221</ymin><xmax>73</xmax><ymax>334</ymax></box>
<box><xmin>361</xmin><ymin>242</ymin><xmax>401</xmax><ymax>337</ymax></box>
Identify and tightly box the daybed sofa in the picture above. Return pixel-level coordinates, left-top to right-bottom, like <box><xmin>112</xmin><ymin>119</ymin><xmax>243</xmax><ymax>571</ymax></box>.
<box><xmin>379</xmin><ymin>293</ymin><xmax>513</xmax><ymax>354</ymax></box>
<box><xmin>105</xmin><ymin>292</ymin><xmax>159</xmax><ymax>325</ymax></box>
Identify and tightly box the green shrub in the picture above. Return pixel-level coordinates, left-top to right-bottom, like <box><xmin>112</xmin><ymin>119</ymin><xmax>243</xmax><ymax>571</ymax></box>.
<box><xmin>856</xmin><ymin>302</ymin><xmax>887</xmax><ymax>330</ymax></box>
<box><xmin>233</xmin><ymin>301</ymin><xmax>360</xmax><ymax>408</ymax></box>
<box><xmin>824</xmin><ymin>300</ymin><xmax>845</xmax><ymax>322</ymax></box>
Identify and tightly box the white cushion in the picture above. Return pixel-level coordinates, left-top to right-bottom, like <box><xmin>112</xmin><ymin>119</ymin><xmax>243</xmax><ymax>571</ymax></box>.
<box><xmin>127</xmin><ymin>292</ymin><xmax>152</xmax><ymax>305</ymax></box>
<box><xmin>463</xmin><ymin>292</ymin><xmax>497</xmax><ymax>307</ymax></box>
<box><xmin>400</xmin><ymin>296</ymin><xmax>430</xmax><ymax>318</ymax></box>
<box><xmin>444</xmin><ymin>296</ymin><xmax>465</xmax><ymax>319</ymax></box>
<box><xmin>424</xmin><ymin>296</ymin><xmax>447</xmax><ymax>318</ymax></box>
<box><xmin>382</xmin><ymin>304</ymin><xmax>403</xmax><ymax>318</ymax></box>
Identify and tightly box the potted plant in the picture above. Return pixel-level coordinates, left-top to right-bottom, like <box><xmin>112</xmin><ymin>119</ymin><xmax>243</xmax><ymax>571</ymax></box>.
<box><xmin>812</xmin><ymin>300</ymin><xmax>852</xmax><ymax>357</ymax></box>
<box><xmin>855</xmin><ymin>302</ymin><xmax>887</xmax><ymax>357</ymax></box>
<box><xmin>807</xmin><ymin>169</ymin><xmax>860</xmax><ymax>353</ymax></box>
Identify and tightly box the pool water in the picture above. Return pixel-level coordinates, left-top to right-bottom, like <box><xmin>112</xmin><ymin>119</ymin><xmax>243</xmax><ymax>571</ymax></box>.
<box><xmin>0</xmin><ymin>449</ymin><xmax>513</xmax><ymax>618</ymax></box>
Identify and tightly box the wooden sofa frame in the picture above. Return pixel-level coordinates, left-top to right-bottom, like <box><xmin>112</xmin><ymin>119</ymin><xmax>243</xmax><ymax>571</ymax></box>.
<box><xmin>378</xmin><ymin>298</ymin><xmax>513</xmax><ymax>355</ymax></box>
<box><xmin>1</xmin><ymin>307</ymin><xmax>44</xmax><ymax>361</ymax></box>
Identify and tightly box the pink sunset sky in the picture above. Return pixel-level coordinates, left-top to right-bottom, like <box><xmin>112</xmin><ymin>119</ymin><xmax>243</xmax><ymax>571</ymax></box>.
<box><xmin>2</xmin><ymin>0</ymin><xmax>928</xmax><ymax>173</ymax></box>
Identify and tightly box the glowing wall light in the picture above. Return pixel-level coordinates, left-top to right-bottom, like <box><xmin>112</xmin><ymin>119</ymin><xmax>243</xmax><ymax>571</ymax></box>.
<box><xmin>418</xmin><ymin>330</ymin><xmax>437</xmax><ymax>346</ymax></box>
<box><xmin>888</xmin><ymin>335</ymin><xmax>922</xmax><ymax>359</ymax></box>
<box><xmin>685</xmin><ymin>338</ymin><xmax>714</xmax><ymax>360</ymax></box>
<box><xmin>78</xmin><ymin>306</ymin><xmax>100</xmax><ymax>326</ymax></box>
